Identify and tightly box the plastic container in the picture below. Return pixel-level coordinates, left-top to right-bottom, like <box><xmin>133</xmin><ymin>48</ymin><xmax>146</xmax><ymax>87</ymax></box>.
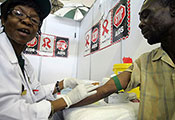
<box><xmin>113</xmin><ymin>63</ymin><xmax>140</xmax><ymax>99</ymax></box>
<box><xmin>113</xmin><ymin>63</ymin><xmax>132</xmax><ymax>75</ymax></box>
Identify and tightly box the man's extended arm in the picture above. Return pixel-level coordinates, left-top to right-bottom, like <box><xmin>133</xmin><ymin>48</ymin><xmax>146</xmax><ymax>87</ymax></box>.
<box><xmin>71</xmin><ymin>71</ymin><xmax>131</xmax><ymax>107</ymax></box>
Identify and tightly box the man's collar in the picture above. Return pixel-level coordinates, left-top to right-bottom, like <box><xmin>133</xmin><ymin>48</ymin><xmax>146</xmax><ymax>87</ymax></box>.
<box><xmin>152</xmin><ymin>47</ymin><xmax>175</xmax><ymax>67</ymax></box>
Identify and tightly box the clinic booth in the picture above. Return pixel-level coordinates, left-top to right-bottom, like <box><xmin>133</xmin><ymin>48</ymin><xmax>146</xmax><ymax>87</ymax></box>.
<box><xmin>14</xmin><ymin>0</ymin><xmax>160</xmax><ymax>119</ymax></box>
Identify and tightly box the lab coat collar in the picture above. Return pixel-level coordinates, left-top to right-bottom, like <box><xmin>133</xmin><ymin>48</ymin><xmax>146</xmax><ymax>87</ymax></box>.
<box><xmin>0</xmin><ymin>32</ymin><xmax>18</xmax><ymax>64</ymax></box>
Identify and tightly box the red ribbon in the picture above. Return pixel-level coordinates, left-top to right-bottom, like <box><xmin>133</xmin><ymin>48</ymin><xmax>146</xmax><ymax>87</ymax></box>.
<box><xmin>85</xmin><ymin>35</ymin><xmax>90</xmax><ymax>46</ymax></box>
<box><xmin>102</xmin><ymin>20</ymin><xmax>109</xmax><ymax>36</ymax></box>
<box><xmin>42</xmin><ymin>37</ymin><xmax>51</xmax><ymax>49</ymax></box>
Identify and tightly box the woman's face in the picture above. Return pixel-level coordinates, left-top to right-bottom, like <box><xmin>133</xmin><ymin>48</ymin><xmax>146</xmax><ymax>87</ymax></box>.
<box><xmin>1</xmin><ymin>5</ymin><xmax>40</xmax><ymax>46</ymax></box>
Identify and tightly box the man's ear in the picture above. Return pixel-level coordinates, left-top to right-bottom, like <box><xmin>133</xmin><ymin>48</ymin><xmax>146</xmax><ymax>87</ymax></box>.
<box><xmin>169</xmin><ymin>1</ymin><xmax>175</xmax><ymax>17</ymax></box>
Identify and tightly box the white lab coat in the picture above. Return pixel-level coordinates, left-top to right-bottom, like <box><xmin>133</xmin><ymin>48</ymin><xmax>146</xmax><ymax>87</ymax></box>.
<box><xmin>0</xmin><ymin>32</ymin><xmax>56</xmax><ymax>120</ymax></box>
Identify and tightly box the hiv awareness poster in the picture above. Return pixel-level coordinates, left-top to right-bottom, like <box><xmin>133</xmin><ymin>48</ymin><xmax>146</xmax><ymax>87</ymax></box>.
<box><xmin>24</xmin><ymin>33</ymin><xmax>69</xmax><ymax>57</ymax></box>
<box><xmin>91</xmin><ymin>23</ymin><xmax>100</xmax><ymax>53</ymax></box>
<box><xmin>84</xmin><ymin>0</ymin><xmax>130</xmax><ymax>56</ymax></box>
<box><xmin>112</xmin><ymin>0</ymin><xmax>130</xmax><ymax>43</ymax></box>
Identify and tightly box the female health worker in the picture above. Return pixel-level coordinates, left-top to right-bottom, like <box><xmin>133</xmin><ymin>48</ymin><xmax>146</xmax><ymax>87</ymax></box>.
<box><xmin>0</xmin><ymin>0</ymin><xmax>98</xmax><ymax>119</ymax></box>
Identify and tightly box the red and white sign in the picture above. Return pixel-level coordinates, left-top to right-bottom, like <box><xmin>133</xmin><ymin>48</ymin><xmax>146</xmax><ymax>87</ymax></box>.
<box><xmin>39</xmin><ymin>34</ymin><xmax>55</xmax><ymax>56</ymax></box>
<box><xmin>42</xmin><ymin>37</ymin><xmax>51</xmax><ymax>49</ymax></box>
<box><xmin>56</xmin><ymin>40</ymin><xmax>68</xmax><ymax>51</ymax></box>
<box><xmin>100</xmin><ymin>10</ymin><xmax>112</xmax><ymax>49</ymax></box>
<box><xmin>113</xmin><ymin>5</ymin><xmax>126</xmax><ymax>28</ymax></box>
<box><xmin>27</xmin><ymin>37</ymin><xmax>37</xmax><ymax>47</ymax></box>
<box><xmin>84</xmin><ymin>30</ymin><xmax>91</xmax><ymax>56</ymax></box>
<box><xmin>92</xmin><ymin>27</ymin><xmax>99</xmax><ymax>43</ymax></box>
<box><xmin>85</xmin><ymin>34</ymin><xmax>90</xmax><ymax>47</ymax></box>
<box><xmin>24</xmin><ymin>33</ymin><xmax>69</xmax><ymax>57</ymax></box>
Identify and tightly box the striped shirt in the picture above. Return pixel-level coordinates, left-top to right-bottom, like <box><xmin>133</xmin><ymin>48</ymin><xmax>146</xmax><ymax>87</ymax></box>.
<box><xmin>125</xmin><ymin>47</ymin><xmax>175</xmax><ymax>120</ymax></box>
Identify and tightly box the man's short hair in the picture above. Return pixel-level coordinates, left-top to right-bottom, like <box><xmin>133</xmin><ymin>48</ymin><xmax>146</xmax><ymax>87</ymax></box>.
<box><xmin>161</xmin><ymin>0</ymin><xmax>174</xmax><ymax>6</ymax></box>
<box><xmin>144</xmin><ymin>0</ymin><xmax>174</xmax><ymax>7</ymax></box>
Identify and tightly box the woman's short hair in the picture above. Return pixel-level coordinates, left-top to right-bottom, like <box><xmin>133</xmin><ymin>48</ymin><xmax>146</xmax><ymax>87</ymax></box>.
<box><xmin>1</xmin><ymin>0</ymin><xmax>43</xmax><ymax>22</ymax></box>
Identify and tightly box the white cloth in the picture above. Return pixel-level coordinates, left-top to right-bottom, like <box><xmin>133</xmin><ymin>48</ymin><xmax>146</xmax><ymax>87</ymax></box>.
<box><xmin>0</xmin><ymin>33</ymin><xmax>56</xmax><ymax>120</ymax></box>
<box><xmin>63</xmin><ymin>100</ymin><xmax>139</xmax><ymax>120</ymax></box>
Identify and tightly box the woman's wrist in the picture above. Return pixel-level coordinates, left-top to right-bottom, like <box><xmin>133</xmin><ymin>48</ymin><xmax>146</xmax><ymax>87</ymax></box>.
<box><xmin>59</xmin><ymin>80</ymin><xmax>64</xmax><ymax>90</ymax></box>
<box><xmin>53</xmin><ymin>80</ymin><xmax>64</xmax><ymax>94</ymax></box>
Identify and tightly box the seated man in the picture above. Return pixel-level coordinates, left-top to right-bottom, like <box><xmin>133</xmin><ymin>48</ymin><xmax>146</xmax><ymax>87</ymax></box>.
<box><xmin>72</xmin><ymin>0</ymin><xmax>175</xmax><ymax>119</ymax></box>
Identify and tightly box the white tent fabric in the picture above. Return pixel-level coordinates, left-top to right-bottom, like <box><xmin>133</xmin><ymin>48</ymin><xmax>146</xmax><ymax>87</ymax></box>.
<box><xmin>54</xmin><ymin>4</ymin><xmax>89</xmax><ymax>21</ymax></box>
<box><xmin>60</xmin><ymin>0</ymin><xmax>96</xmax><ymax>8</ymax></box>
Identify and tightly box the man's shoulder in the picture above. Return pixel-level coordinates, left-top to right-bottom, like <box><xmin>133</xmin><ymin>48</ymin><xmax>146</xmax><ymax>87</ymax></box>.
<box><xmin>139</xmin><ymin>47</ymin><xmax>161</xmax><ymax>58</ymax></box>
<box><xmin>134</xmin><ymin>47</ymin><xmax>161</xmax><ymax>64</ymax></box>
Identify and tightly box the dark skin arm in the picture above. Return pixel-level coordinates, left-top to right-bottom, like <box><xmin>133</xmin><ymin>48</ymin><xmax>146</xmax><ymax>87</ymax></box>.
<box><xmin>50</xmin><ymin>98</ymin><xmax>67</xmax><ymax>112</ymax></box>
<box><xmin>71</xmin><ymin>71</ymin><xmax>131</xmax><ymax>107</ymax></box>
<box><xmin>49</xmin><ymin>80</ymin><xmax>68</xmax><ymax>112</ymax></box>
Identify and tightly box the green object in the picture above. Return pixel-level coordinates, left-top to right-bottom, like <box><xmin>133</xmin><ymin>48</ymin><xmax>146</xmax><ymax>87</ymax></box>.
<box><xmin>64</xmin><ymin>8</ymin><xmax>76</xmax><ymax>19</ymax></box>
<box><xmin>79</xmin><ymin>8</ymin><xmax>87</xmax><ymax>16</ymax></box>
<box><xmin>112</xmin><ymin>75</ymin><xmax>123</xmax><ymax>91</ymax></box>
<box><xmin>64</xmin><ymin>7</ymin><xmax>88</xmax><ymax>19</ymax></box>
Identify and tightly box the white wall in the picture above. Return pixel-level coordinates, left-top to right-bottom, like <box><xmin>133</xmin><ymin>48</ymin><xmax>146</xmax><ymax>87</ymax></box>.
<box><xmin>25</xmin><ymin>0</ymin><xmax>160</xmax><ymax>84</ymax></box>
<box><xmin>25</xmin><ymin>14</ymin><xmax>80</xmax><ymax>85</ymax></box>
<box><xmin>77</xmin><ymin>0</ymin><xmax>160</xmax><ymax>81</ymax></box>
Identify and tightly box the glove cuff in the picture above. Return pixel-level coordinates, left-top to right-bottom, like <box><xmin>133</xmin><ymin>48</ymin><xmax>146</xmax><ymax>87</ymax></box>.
<box><xmin>61</xmin><ymin>95</ymin><xmax>72</xmax><ymax>109</ymax></box>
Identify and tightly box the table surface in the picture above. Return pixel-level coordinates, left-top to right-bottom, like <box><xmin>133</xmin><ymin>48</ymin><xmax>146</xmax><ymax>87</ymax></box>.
<box><xmin>63</xmin><ymin>100</ymin><xmax>139</xmax><ymax>120</ymax></box>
